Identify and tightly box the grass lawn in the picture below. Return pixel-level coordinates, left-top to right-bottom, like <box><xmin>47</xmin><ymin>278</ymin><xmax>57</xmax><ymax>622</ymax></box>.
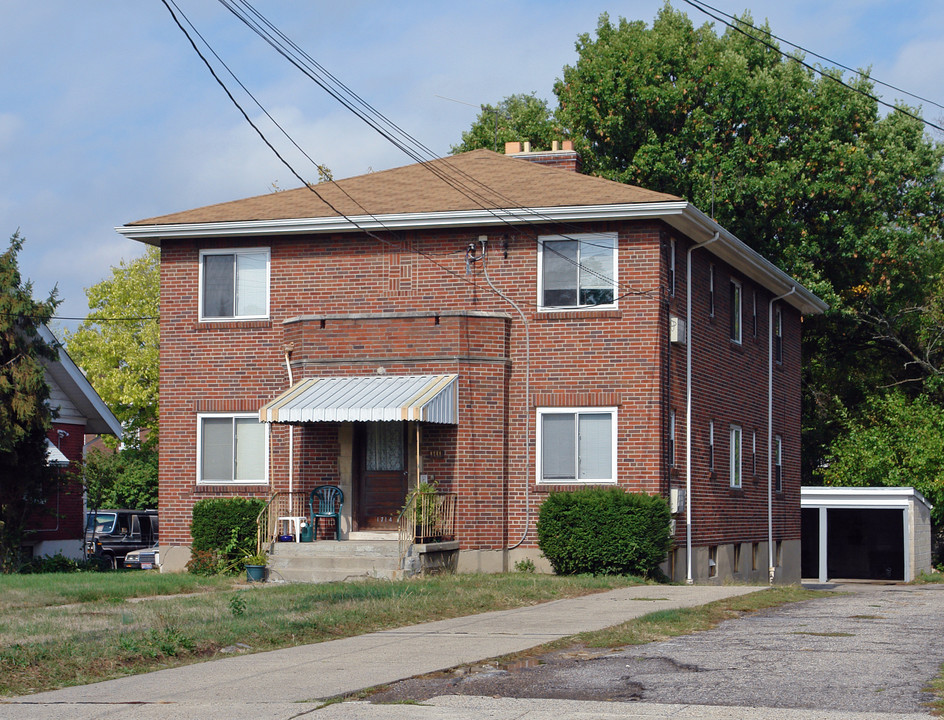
<box><xmin>0</xmin><ymin>571</ymin><xmax>643</xmax><ymax>697</ymax></box>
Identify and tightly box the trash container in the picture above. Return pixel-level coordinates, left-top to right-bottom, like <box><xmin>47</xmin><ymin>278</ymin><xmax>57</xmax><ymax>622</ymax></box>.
<box><xmin>300</xmin><ymin>521</ymin><xmax>313</xmax><ymax>542</ymax></box>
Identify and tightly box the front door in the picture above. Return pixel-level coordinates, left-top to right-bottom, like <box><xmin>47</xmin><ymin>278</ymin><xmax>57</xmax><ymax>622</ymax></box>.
<box><xmin>354</xmin><ymin>422</ymin><xmax>408</xmax><ymax>530</ymax></box>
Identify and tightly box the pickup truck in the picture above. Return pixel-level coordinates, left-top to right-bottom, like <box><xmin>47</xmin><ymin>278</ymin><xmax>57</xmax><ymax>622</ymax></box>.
<box><xmin>85</xmin><ymin>509</ymin><xmax>159</xmax><ymax>569</ymax></box>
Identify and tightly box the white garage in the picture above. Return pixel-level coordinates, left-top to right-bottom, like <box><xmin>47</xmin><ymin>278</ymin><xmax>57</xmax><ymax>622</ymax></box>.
<box><xmin>801</xmin><ymin>486</ymin><xmax>933</xmax><ymax>583</ymax></box>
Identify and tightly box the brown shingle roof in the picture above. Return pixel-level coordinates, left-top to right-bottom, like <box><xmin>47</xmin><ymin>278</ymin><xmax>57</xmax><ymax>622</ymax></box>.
<box><xmin>128</xmin><ymin>149</ymin><xmax>680</xmax><ymax>226</ymax></box>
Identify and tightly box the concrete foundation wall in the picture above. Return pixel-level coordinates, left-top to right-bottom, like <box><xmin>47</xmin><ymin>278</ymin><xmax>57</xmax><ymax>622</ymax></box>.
<box><xmin>664</xmin><ymin>540</ymin><xmax>800</xmax><ymax>584</ymax></box>
<box><xmin>911</xmin><ymin>497</ymin><xmax>933</xmax><ymax>579</ymax></box>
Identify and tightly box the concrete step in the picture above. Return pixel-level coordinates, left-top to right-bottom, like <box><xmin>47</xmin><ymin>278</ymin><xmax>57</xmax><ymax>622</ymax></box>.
<box><xmin>271</xmin><ymin>540</ymin><xmax>400</xmax><ymax>558</ymax></box>
<box><xmin>265</xmin><ymin>540</ymin><xmax>401</xmax><ymax>583</ymax></box>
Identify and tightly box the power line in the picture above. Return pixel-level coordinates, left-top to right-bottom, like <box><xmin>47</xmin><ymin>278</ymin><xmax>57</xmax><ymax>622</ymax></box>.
<box><xmin>160</xmin><ymin>0</ymin><xmax>493</xmax><ymax>298</ymax></box>
<box><xmin>163</xmin><ymin>0</ymin><xmax>654</xmax><ymax>304</ymax></box>
<box><xmin>679</xmin><ymin>0</ymin><xmax>944</xmax><ymax>134</ymax></box>
<box><xmin>682</xmin><ymin>0</ymin><xmax>944</xmax><ymax>112</ymax></box>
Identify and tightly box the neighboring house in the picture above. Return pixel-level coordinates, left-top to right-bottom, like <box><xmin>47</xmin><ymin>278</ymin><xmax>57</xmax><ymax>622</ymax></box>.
<box><xmin>119</xmin><ymin>143</ymin><xmax>826</xmax><ymax>583</ymax></box>
<box><xmin>24</xmin><ymin>326</ymin><xmax>123</xmax><ymax>560</ymax></box>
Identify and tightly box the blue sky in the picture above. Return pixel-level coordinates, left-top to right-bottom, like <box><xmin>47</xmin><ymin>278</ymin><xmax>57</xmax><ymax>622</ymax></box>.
<box><xmin>2</xmin><ymin>0</ymin><xmax>941</xmax><ymax>332</ymax></box>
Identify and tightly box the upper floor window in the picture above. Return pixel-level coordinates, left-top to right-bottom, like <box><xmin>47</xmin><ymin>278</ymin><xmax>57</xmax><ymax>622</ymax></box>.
<box><xmin>730</xmin><ymin>425</ymin><xmax>742</xmax><ymax>488</ymax></box>
<box><xmin>669</xmin><ymin>237</ymin><xmax>676</xmax><ymax>297</ymax></box>
<box><xmin>730</xmin><ymin>280</ymin><xmax>742</xmax><ymax>344</ymax></box>
<box><xmin>708</xmin><ymin>420</ymin><xmax>715</xmax><ymax>471</ymax></box>
<box><xmin>708</xmin><ymin>264</ymin><xmax>716</xmax><ymax>317</ymax></box>
<box><xmin>200</xmin><ymin>248</ymin><xmax>269</xmax><ymax>320</ymax></box>
<box><xmin>774</xmin><ymin>306</ymin><xmax>783</xmax><ymax>364</ymax></box>
<box><xmin>537</xmin><ymin>407</ymin><xmax>617</xmax><ymax>484</ymax></box>
<box><xmin>752</xmin><ymin>290</ymin><xmax>758</xmax><ymax>338</ymax></box>
<box><xmin>538</xmin><ymin>233</ymin><xmax>617</xmax><ymax>310</ymax></box>
<box><xmin>198</xmin><ymin>413</ymin><xmax>268</xmax><ymax>484</ymax></box>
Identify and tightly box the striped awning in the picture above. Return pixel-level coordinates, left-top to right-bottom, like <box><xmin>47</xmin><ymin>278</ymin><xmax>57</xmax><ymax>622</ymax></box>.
<box><xmin>259</xmin><ymin>374</ymin><xmax>458</xmax><ymax>424</ymax></box>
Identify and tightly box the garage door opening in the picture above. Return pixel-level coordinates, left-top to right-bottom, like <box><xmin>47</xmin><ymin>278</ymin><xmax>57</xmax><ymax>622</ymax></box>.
<box><xmin>801</xmin><ymin>487</ymin><xmax>933</xmax><ymax>583</ymax></box>
<box><xmin>827</xmin><ymin>508</ymin><xmax>903</xmax><ymax>580</ymax></box>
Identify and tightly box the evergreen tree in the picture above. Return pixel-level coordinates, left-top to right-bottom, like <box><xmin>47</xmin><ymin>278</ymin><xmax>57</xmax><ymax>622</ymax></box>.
<box><xmin>0</xmin><ymin>232</ymin><xmax>59</xmax><ymax>571</ymax></box>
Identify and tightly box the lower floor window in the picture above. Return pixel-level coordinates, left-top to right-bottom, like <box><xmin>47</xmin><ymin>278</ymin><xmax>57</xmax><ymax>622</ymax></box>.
<box><xmin>537</xmin><ymin>407</ymin><xmax>616</xmax><ymax>484</ymax></box>
<box><xmin>198</xmin><ymin>414</ymin><xmax>267</xmax><ymax>484</ymax></box>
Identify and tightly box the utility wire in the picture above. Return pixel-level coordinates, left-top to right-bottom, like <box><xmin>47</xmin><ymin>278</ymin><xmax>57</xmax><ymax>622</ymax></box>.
<box><xmin>161</xmin><ymin>0</ymin><xmax>488</xmax><ymax>297</ymax></box>
<box><xmin>162</xmin><ymin>0</ymin><xmax>652</xmax><ymax>303</ymax></box>
<box><xmin>682</xmin><ymin>0</ymin><xmax>944</xmax><ymax>112</ymax></box>
<box><xmin>209</xmin><ymin>0</ymin><xmax>653</xmax><ymax>299</ymax></box>
<box><xmin>679</xmin><ymin>0</ymin><xmax>944</xmax><ymax>134</ymax></box>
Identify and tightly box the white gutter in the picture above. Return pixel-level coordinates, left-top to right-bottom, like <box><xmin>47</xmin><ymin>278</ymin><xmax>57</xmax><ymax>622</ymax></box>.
<box><xmin>768</xmin><ymin>286</ymin><xmax>795</xmax><ymax>584</ymax></box>
<box><xmin>117</xmin><ymin>203</ymin><xmax>827</xmax><ymax>316</ymax></box>
<box><xmin>685</xmin><ymin>232</ymin><xmax>719</xmax><ymax>584</ymax></box>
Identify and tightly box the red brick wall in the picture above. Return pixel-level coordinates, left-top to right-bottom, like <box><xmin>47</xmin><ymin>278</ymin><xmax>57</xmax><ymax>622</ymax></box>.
<box><xmin>26</xmin><ymin>423</ymin><xmax>86</xmax><ymax>542</ymax></box>
<box><xmin>158</xmin><ymin>220</ymin><xmax>803</xmax><ymax>552</ymax></box>
<box><xmin>665</xmin><ymin>235</ymin><xmax>803</xmax><ymax>548</ymax></box>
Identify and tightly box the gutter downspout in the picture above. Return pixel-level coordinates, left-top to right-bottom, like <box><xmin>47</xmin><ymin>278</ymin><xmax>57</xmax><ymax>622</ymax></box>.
<box><xmin>685</xmin><ymin>231</ymin><xmax>719</xmax><ymax>584</ymax></box>
<box><xmin>284</xmin><ymin>349</ymin><xmax>295</xmax><ymax>497</ymax></box>
<box><xmin>768</xmin><ymin>287</ymin><xmax>795</xmax><ymax>584</ymax></box>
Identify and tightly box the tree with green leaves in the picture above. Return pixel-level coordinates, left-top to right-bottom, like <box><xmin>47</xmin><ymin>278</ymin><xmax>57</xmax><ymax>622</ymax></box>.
<box><xmin>66</xmin><ymin>246</ymin><xmax>159</xmax><ymax>444</ymax></box>
<box><xmin>66</xmin><ymin>246</ymin><xmax>159</xmax><ymax>511</ymax></box>
<box><xmin>451</xmin><ymin>93</ymin><xmax>560</xmax><ymax>154</ymax></box>
<box><xmin>81</xmin><ymin>446</ymin><xmax>158</xmax><ymax>511</ymax></box>
<box><xmin>457</xmin><ymin>6</ymin><xmax>944</xmax><ymax>485</ymax></box>
<box><xmin>0</xmin><ymin>232</ymin><xmax>59</xmax><ymax>571</ymax></box>
<box><xmin>822</xmin><ymin>391</ymin><xmax>944</xmax><ymax>526</ymax></box>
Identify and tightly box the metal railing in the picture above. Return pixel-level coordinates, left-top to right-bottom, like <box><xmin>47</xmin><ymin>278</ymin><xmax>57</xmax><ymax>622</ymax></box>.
<box><xmin>397</xmin><ymin>492</ymin><xmax>457</xmax><ymax>565</ymax></box>
<box><xmin>256</xmin><ymin>491</ymin><xmax>310</xmax><ymax>554</ymax></box>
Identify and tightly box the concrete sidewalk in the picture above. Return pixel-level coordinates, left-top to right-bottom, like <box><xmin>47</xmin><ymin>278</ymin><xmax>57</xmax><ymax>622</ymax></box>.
<box><xmin>2</xmin><ymin>583</ymin><xmax>934</xmax><ymax>720</ymax></box>
<box><xmin>3</xmin><ymin>584</ymin><xmax>757</xmax><ymax>718</ymax></box>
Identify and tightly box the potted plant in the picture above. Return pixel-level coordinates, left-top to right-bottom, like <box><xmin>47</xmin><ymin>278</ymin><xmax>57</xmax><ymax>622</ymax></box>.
<box><xmin>244</xmin><ymin>551</ymin><xmax>268</xmax><ymax>582</ymax></box>
<box><xmin>404</xmin><ymin>481</ymin><xmax>441</xmax><ymax>543</ymax></box>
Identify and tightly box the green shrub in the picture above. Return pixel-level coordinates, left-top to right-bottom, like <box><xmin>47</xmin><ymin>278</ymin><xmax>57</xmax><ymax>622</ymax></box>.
<box><xmin>189</xmin><ymin>497</ymin><xmax>264</xmax><ymax>573</ymax></box>
<box><xmin>536</xmin><ymin>488</ymin><xmax>672</xmax><ymax>577</ymax></box>
<box><xmin>18</xmin><ymin>552</ymin><xmax>101</xmax><ymax>574</ymax></box>
<box><xmin>184</xmin><ymin>549</ymin><xmax>219</xmax><ymax>576</ymax></box>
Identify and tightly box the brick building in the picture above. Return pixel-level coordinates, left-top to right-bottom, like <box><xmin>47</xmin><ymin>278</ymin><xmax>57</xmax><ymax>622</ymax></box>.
<box><xmin>24</xmin><ymin>326</ymin><xmax>123</xmax><ymax>560</ymax></box>
<box><xmin>120</xmin><ymin>144</ymin><xmax>825</xmax><ymax>583</ymax></box>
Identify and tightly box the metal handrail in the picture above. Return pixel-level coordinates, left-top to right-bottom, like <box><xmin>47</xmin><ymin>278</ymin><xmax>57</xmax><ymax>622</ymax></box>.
<box><xmin>256</xmin><ymin>490</ymin><xmax>310</xmax><ymax>553</ymax></box>
<box><xmin>397</xmin><ymin>492</ymin><xmax>457</xmax><ymax>567</ymax></box>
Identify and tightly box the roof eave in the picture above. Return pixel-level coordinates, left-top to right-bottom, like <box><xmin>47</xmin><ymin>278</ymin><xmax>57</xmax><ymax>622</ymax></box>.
<box><xmin>117</xmin><ymin>201</ymin><xmax>827</xmax><ymax>315</ymax></box>
<box><xmin>39</xmin><ymin>326</ymin><xmax>124</xmax><ymax>438</ymax></box>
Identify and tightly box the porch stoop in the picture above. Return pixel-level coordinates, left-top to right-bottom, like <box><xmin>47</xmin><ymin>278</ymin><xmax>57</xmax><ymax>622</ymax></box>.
<box><xmin>265</xmin><ymin>539</ymin><xmax>402</xmax><ymax>583</ymax></box>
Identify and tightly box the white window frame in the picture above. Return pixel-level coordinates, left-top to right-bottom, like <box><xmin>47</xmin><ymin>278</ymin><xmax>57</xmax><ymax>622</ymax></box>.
<box><xmin>730</xmin><ymin>279</ymin><xmax>742</xmax><ymax>344</ymax></box>
<box><xmin>752</xmin><ymin>430</ymin><xmax>757</xmax><ymax>476</ymax></box>
<box><xmin>196</xmin><ymin>413</ymin><xmax>269</xmax><ymax>485</ymax></box>
<box><xmin>752</xmin><ymin>290</ymin><xmax>757</xmax><ymax>338</ymax></box>
<box><xmin>669</xmin><ymin>237</ymin><xmax>676</xmax><ymax>297</ymax></box>
<box><xmin>775</xmin><ymin>434</ymin><xmax>783</xmax><ymax>493</ymax></box>
<box><xmin>775</xmin><ymin>306</ymin><xmax>783</xmax><ymax>364</ymax></box>
<box><xmin>708</xmin><ymin>264</ymin><xmax>716</xmax><ymax>317</ymax></box>
<box><xmin>708</xmin><ymin>420</ymin><xmax>715</xmax><ymax>471</ymax></box>
<box><xmin>730</xmin><ymin>425</ymin><xmax>742</xmax><ymax>488</ymax></box>
<box><xmin>199</xmin><ymin>247</ymin><xmax>271</xmax><ymax>321</ymax></box>
<box><xmin>536</xmin><ymin>407</ymin><xmax>618</xmax><ymax>485</ymax></box>
<box><xmin>537</xmin><ymin>233</ymin><xmax>618</xmax><ymax>311</ymax></box>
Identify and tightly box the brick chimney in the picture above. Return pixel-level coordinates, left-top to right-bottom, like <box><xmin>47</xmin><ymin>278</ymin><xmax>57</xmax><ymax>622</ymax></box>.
<box><xmin>504</xmin><ymin>140</ymin><xmax>580</xmax><ymax>172</ymax></box>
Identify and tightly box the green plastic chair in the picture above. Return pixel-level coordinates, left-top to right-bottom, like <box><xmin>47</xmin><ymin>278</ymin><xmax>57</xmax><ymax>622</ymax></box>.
<box><xmin>309</xmin><ymin>485</ymin><xmax>344</xmax><ymax>541</ymax></box>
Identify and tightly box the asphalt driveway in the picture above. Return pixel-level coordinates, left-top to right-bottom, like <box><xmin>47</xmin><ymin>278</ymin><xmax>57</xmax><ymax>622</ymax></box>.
<box><xmin>367</xmin><ymin>582</ymin><xmax>944</xmax><ymax>715</ymax></box>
